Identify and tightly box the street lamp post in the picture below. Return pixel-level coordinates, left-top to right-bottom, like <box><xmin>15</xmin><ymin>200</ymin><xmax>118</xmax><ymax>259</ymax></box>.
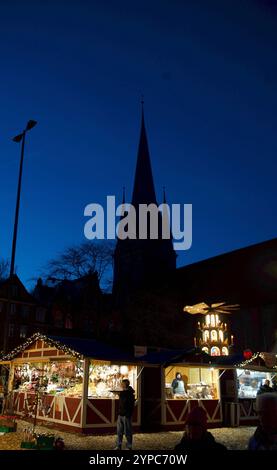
<box><xmin>2</xmin><ymin>120</ymin><xmax>37</xmax><ymax>353</ymax></box>
<box><xmin>9</xmin><ymin>120</ymin><xmax>37</xmax><ymax>277</ymax></box>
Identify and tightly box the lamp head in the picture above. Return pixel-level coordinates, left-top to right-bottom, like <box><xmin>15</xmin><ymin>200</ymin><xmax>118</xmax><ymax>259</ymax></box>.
<box><xmin>26</xmin><ymin>120</ymin><xmax>37</xmax><ymax>131</ymax></box>
<box><xmin>13</xmin><ymin>133</ymin><xmax>24</xmax><ymax>143</ymax></box>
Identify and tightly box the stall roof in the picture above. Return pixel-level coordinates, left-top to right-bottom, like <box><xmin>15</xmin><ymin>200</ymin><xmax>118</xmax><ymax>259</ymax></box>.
<box><xmin>48</xmin><ymin>335</ymin><xmax>140</xmax><ymax>362</ymax></box>
<box><xmin>140</xmin><ymin>347</ymin><xmax>215</xmax><ymax>366</ymax></box>
<box><xmin>140</xmin><ymin>348</ymin><xmax>277</xmax><ymax>372</ymax></box>
<box><xmin>3</xmin><ymin>333</ymin><xmax>140</xmax><ymax>363</ymax></box>
<box><xmin>209</xmin><ymin>354</ymin><xmax>245</xmax><ymax>367</ymax></box>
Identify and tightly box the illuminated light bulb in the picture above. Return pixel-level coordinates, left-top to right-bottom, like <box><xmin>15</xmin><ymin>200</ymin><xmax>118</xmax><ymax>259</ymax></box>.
<box><xmin>120</xmin><ymin>366</ymin><xmax>129</xmax><ymax>375</ymax></box>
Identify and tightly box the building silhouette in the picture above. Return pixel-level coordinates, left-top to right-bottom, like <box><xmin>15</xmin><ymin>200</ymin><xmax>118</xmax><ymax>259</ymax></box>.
<box><xmin>113</xmin><ymin>107</ymin><xmax>176</xmax><ymax>307</ymax></box>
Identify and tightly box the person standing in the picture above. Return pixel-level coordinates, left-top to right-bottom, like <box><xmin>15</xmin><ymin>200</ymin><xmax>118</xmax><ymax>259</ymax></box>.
<box><xmin>257</xmin><ymin>379</ymin><xmax>272</xmax><ymax>395</ymax></box>
<box><xmin>248</xmin><ymin>393</ymin><xmax>277</xmax><ymax>450</ymax></box>
<box><xmin>171</xmin><ymin>372</ymin><xmax>186</xmax><ymax>396</ymax></box>
<box><xmin>115</xmin><ymin>379</ymin><xmax>135</xmax><ymax>450</ymax></box>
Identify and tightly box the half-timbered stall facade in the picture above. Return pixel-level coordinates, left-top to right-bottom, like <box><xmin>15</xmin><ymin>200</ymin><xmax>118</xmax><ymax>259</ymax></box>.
<box><xmin>218</xmin><ymin>352</ymin><xmax>277</xmax><ymax>426</ymax></box>
<box><xmin>141</xmin><ymin>348</ymin><xmax>223</xmax><ymax>431</ymax></box>
<box><xmin>141</xmin><ymin>349</ymin><xmax>277</xmax><ymax>431</ymax></box>
<box><xmin>1</xmin><ymin>333</ymin><xmax>141</xmax><ymax>433</ymax></box>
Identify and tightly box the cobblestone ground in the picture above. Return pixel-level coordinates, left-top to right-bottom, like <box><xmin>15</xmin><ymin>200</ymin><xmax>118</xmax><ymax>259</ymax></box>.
<box><xmin>0</xmin><ymin>420</ymin><xmax>254</xmax><ymax>450</ymax></box>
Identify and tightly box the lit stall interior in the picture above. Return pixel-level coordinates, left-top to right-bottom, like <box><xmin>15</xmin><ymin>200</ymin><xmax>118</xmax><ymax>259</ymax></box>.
<box><xmin>12</xmin><ymin>361</ymin><xmax>138</xmax><ymax>399</ymax></box>
<box><xmin>165</xmin><ymin>366</ymin><xmax>219</xmax><ymax>400</ymax></box>
<box><xmin>88</xmin><ymin>362</ymin><xmax>138</xmax><ymax>398</ymax></box>
<box><xmin>13</xmin><ymin>360</ymin><xmax>84</xmax><ymax>397</ymax></box>
<box><xmin>237</xmin><ymin>369</ymin><xmax>276</xmax><ymax>399</ymax></box>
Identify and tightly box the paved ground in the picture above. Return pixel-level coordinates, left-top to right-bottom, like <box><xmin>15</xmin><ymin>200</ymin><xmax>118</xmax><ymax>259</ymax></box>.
<box><xmin>0</xmin><ymin>420</ymin><xmax>255</xmax><ymax>450</ymax></box>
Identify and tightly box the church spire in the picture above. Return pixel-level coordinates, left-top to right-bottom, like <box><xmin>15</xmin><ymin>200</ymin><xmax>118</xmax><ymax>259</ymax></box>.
<box><xmin>131</xmin><ymin>101</ymin><xmax>157</xmax><ymax>207</ymax></box>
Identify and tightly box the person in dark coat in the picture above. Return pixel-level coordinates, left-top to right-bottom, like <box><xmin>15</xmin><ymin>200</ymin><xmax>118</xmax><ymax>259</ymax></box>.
<box><xmin>115</xmin><ymin>379</ymin><xmax>135</xmax><ymax>450</ymax></box>
<box><xmin>257</xmin><ymin>379</ymin><xmax>272</xmax><ymax>395</ymax></box>
<box><xmin>174</xmin><ymin>406</ymin><xmax>227</xmax><ymax>451</ymax></box>
<box><xmin>248</xmin><ymin>393</ymin><xmax>277</xmax><ymax>450</ymax></box>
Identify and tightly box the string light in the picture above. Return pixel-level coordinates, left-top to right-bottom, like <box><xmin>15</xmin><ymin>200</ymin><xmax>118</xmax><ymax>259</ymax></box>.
<box><xmin>2</xmin><ymin>332</ymin><xmax>83</xmax><ymax>361</ymax></box>
<box><xmin>235</xmin><ymin>352</ymin><xmax>277</xmax><ymax>369</ymax></box>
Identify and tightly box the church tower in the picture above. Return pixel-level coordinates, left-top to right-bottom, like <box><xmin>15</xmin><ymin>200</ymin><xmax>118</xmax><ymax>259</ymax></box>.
<box><xmin>113</xmin><ymin>106</ymin><xmax>176</xmax><ymax>304</ymax></box>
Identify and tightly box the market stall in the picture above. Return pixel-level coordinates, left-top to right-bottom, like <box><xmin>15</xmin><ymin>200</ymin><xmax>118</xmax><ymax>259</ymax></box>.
<box><xmin>235</xmin><ymin>353</ymin><xmax>276</xmax><ymax>425</ymax></box>
<box><xmin>141</xmin><ymin>349</ymin><xmax>223</xmax><ymax>431</ymax></box>
<box><xmin>212</xmin><ymin>352</ymin><xmax>277</xmax><ymax>426</ymax></box>
<box><xmin>162</xmin><ymin>364</ymin><xmax>222</xmax><ymax>429</ymax></box>
<box><xmin>1</xmin><ymin>333</ymin><xmax>141</xmax><ymax>433</ymax></box>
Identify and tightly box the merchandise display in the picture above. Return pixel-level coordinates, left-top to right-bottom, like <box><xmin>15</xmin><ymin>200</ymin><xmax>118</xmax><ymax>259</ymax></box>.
<box><xmin>88</xmin><ymin>363</ymin><xmax>137</xmax><ymax>398</ymax></box>
<box><xmin>165</xmin><ymin>366</ymin><xmax>219</xmax><ymax>400</ymax></box>
<box><xmin>237</xmin><ymin>369</ymin><xmax>275</xmax><ymax>398</ymax></box>
<box><xmin>12</xmin><ymin>361</ymin><xmax>137</xmax><ymax>399</ymax></box>
<box><xmin>13</xmin><ymin>361</ymin><xmax>84</xmax><ymax>397</ymax></box>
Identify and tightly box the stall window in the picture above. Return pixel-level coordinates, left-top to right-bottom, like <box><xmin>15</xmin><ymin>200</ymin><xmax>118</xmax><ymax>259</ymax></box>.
<box><xmin>88</xmin><ymin>363</ymin><xmax>137</xmax><ymax>399</ymax></box>
<box><xmin>13</xmin><ymin>361</ymin><xmax>84</xmax><ymax>397</ymax></box>
<box><xmin>202</xmin><ymin>347</ymin><xmax>209</xmax><ymax>354</ymax></box>
<box><xmin>165</xmin><ymin>366</ymin><xmax>219</xmax><ymax>400</ymax></box>
<box><xmin>237</xmin><ymin>369</ymin><xmax>274</xmax><ymax>399</ymax></box>
<box><xmin>219</xmin><ymin>330</ymin><xmax>224</xmax><ymax>342</ymax></box>
<box><xmin>210</xmin><ymin>315</ymin><xmax>215</xmax><ymax>327</ymax></box>
<box><xmin>222</xmin><ymin>347</ymin><xmax>229</xmax><ymax>356</ymax></box>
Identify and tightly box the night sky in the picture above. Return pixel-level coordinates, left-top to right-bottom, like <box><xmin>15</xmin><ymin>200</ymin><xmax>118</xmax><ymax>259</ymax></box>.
<box><xmin>0</xmin><ymin>0</ymin><xmax>276</xmax><ymax>288</ymax></box>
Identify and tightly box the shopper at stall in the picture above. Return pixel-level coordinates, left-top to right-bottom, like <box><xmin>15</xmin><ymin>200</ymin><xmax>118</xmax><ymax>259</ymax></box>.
<box><xmin>248</xmin><ymin>393</ymin><xmax>277</xmax><ymax>450</ymax></box>
<box><xmin>257</xmin><ymin>379</ymin><xmax>272</xmax><ymax>395</ymax></box>
<box><xmin>174</xmin><ymin>406</ymin><xmax>227</xmax><ymax>451</ymax></box>
<box><xmin>115</xmin><ymin>379</ymin><xmax>135</xmax><ymax>450</ymax></box>
<box><xmin>171</xmin><ymin>372</ymin><xmax>186</xmax><ymax>396</ymax></box>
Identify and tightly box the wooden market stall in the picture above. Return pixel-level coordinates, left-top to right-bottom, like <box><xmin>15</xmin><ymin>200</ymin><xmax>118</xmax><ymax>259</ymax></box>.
<box><xmin>1</xmin><ymin>333</ymin><xmax>141</xmax><ymax>434</ymax></box>
<box><xmin>140</xmin><ymin>348</ymin><xmax>223</xmax><ymax>431</ymax></box>
<box><xmin>140</xmin><ymin>349</ymin><xmax>276</xmax><ymax>430</ymax></box>
<box><xmin>217</xmin><ymin>352</ymin><xmax>277</xmax><ymax>426</ymax></box>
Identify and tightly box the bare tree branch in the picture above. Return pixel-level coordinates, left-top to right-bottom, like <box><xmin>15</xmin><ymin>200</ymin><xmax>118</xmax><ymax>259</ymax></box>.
<box><xmin>43</xmin><ymin>241</ymin><xmax>115</xmax><ymax>287</ymax></box>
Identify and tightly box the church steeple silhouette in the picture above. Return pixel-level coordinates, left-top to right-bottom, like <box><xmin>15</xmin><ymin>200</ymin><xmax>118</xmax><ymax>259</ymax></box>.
<box><xmin>112</xmin><ymin>104</ymin><xmax>176</xmax><ymax>304</ymax></box>
<box><xmin>132</xmin><ymin>103</ymin><xmax>157</xmax><ymax>207</ymax></box>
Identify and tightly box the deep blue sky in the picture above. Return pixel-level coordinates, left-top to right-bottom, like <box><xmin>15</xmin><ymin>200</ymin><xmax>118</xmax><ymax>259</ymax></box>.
<box><xmin>0</xmin><ymin>0</ymin><xmax>276</xmax><ymax>288</ymax></box>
